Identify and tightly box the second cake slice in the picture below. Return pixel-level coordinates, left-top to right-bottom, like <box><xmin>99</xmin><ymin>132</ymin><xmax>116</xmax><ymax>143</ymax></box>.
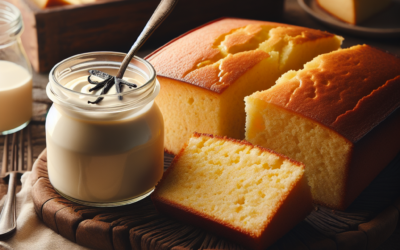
<box><xmin>152</xmin><ymin>133</ymin><xmax>312</xmax><ymax>250</ymax></box>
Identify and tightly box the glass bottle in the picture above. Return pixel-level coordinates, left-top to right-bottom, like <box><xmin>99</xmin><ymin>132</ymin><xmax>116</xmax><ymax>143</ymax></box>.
<box><xmin>0</xmin><ymin>0</ymin><xmax>32</xmax><ymax>135</ymax></box>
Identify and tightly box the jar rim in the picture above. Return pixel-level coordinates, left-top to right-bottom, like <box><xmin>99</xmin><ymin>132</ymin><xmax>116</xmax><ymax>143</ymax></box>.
<box><xmin>47</xmin><ymin>51</ymin><xmax>159</xmax><ymax>112</ymax></box>
<box><xmin>0</xmin><ymin>0</ymin><xmax>22</xmax><ymax>40</ymax></box>
<box><xmin>50</xmin><ymin>51</ymin><xmax>156</xmax><ymax>98</ymax></box>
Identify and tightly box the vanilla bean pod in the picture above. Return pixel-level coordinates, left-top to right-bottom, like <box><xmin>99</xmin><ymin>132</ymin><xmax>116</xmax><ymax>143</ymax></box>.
<box><xmin>88</xmin><ymin>70</ymin><xmax>110</xmax><ymax>80</ymax></box>
<box><xmin>88</xmin><ymin>78</ymin><xmax>110</xmax><ymax>92</ymax></box>
<box><xmin>87</xmin><ymin>70</ymin><xmax>137</xmax><ymax>104</ymax></box>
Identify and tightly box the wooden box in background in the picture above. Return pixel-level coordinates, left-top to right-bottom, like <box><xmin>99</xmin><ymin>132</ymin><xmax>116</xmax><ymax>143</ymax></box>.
<box><xmin>11</xmin><ymin>0</ymin><xmax>284</xmax><ymax>72</ymax></box>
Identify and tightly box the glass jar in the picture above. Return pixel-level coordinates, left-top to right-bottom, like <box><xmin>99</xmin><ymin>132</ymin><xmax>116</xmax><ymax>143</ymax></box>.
<box><xmin>46</xmin><ymin>52</ymin><xmax>164</xmax><ymax>207</ymax></box>
<box><xmin>0</xmin><ymin>0</ymin><xmax>32</xmax><ymax>135</ymax></box>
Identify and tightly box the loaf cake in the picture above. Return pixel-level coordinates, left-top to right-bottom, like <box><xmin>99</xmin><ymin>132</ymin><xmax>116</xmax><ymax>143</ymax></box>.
<box><xmin>147</xmin><ymin>18</ymin><xmax>343</xmax><ymax>154</ymax></box>
<box><xmin>317</xmin><ymin>0</ymin><xmax>391</xmax><ymax>24</ymax></box>
<box><xmin>152</xmin><ymin>133</ymin><xmax>312</xmax><ymax>250</ymax></box>
<box><xmin>245</xmin><ymin>44</ymin><xmax>400</xmax><ymax>210</ymax></box>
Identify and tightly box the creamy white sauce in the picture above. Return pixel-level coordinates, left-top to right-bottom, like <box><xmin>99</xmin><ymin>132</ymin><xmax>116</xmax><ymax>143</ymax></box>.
<box><xmin>64</xmin><ymin>75</ymin><xmax>142</xmax><ymax>95</ymax></box>
<box><xmin>46</xmin><ymin>74</ymin><xmax>164</xmax><ymax>203</ymax></box>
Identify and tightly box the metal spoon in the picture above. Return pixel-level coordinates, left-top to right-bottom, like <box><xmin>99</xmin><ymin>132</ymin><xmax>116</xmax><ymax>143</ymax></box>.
<box><xmin>117</xmin><ymin>0</ymin><xmax>179</xmax><ymax>78</ymax></box>
<box><xmin>88</xmin><ymin>0</ymin><xmax>179</xmax><ymax>104</ymax></box>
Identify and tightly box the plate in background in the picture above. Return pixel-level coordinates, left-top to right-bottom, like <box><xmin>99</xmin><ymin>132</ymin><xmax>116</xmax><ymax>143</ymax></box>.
<box><xmin>298</xmin><ymin>0</ymin><xmax>400</xmax><ymax>38</ymax></box>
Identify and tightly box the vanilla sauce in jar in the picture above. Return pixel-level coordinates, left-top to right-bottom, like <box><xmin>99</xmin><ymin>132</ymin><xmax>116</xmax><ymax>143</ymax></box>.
<box><xmin>46</xmin><ymin>52</ymin><xmax>164</xmax><ymax>207</ymax></box>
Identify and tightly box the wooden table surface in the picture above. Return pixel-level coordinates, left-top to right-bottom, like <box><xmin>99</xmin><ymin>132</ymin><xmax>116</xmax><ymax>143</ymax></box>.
<box><xmin>1</xmin><ymin>0</ymin><xmax>400</xmax><ymax>248</ymax></box>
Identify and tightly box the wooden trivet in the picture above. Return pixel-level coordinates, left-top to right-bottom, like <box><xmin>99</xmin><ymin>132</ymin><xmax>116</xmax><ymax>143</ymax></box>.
<box><xmin>31</xmin><ymin>149</ymin><xmax>400</xmax><ymax>250</ymax></box>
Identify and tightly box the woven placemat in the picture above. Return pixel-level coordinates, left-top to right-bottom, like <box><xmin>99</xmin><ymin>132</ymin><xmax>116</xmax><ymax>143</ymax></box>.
<box><xmin>31</xmin><ymin>149</ymin><xmax>400</xmax><ymax>250</ymax></box>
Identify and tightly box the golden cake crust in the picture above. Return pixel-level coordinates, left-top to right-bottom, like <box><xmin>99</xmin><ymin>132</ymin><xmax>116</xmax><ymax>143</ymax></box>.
<box><xmin>147</xmin><ymin>18</ymin><xmax>339</xmax><ymax>94</ymax></box>
<box><xmin>184</xmin><ymin>49</ymin><xmax>271</xmax><ymax>93</ymax></box>
<box><xmin>254</xmin><ymin>45</ymin><xmax>400</xmax><ymax>142</ymax></box>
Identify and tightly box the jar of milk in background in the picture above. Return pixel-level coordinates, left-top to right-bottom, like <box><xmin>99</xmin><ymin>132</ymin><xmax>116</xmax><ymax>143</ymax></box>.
<box><xmin>0</xmin><ymin>0</ymin><xmax>32</xmax><ymax>135</ymax></box>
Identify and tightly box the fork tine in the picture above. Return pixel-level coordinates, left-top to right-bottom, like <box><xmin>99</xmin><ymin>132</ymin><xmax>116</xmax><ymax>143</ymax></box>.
<box><xmin>18</xmin><ymin>130</ymin><xmax>24</xmax><ymax>171</ymax></box>
<box><xmin>1</xmin><ymin>135</ymin><xmax>8</xmax><ymax>176</ymax></box>
<box><xmin>10</xmin><ymin>133</ymin><xmax>17</xmax><ymax>172</ymax></box>
<box><xmin>27</xmin><ymin>125</ymin><xmax>33</xmax><ymax>171</ymax></box>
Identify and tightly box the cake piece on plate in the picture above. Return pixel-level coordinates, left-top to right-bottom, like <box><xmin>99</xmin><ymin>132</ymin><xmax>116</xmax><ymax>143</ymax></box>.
<box><xmin>147</xmin><ymin>17</ymin><xmax>343</xmax><ymax>154</ymax></box>
<box><xmin>245</xmin><ymin>44</ymin><xmax>400</xmax><ymax>210</ymax></box>
<box><xmin>317</xmin><ymin>0</ymin><xmax>391</xmax><ymax>24</ymax></box>
<box><xmin>152</xmin><ymin>133</ymin><xmax>312</xmax><ymax>250</ymax></box>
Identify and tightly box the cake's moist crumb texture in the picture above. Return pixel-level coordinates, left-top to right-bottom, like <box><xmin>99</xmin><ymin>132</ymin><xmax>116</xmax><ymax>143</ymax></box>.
<box><xmin>148</xmin><ymin>18</ymin><xmax>342</xmax><ymax>154</ymax></box>
<box><xmin>152</xmin><ymin>133</ymin><xmax>312</xmax><ymax>250</ymax></box>
<box><xmin>245</xmin><ymin>99</ymin><xmax>351</xmax><ymax>210</ymax></box>
<box><xmin>245</xmin><ymin>44</ymin><xmax>400</xmax><ymax>209</ymax></box>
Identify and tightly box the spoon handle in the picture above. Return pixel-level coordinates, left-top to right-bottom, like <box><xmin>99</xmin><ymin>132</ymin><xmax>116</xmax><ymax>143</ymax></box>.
<box><xmin>0</xmin><ymin>172</ymin><xmax>17</xmax><ymax>238</ymax></box>
<box><xmin>116</xmin><ymin>0</ymin><xmax>179</xmax><ymax>79</ymax></box>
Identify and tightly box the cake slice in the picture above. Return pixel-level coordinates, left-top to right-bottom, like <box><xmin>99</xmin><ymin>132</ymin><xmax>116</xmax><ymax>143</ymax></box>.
<box><xmin>147</xmin><ymin>18</ymin><xmax>343</xmax><ymax>154</ymax></box>
<box><xmin>317</xmin><ymin>0</ymin><xmax>391</xmax><ymax>24</ymax></box>
<box><xmin>245</xmin><ymin>44</ymin><xmax>400</xmax><ymax>210</ymax></box>
<box><xmin>152</xmin><ymin>133</ymin><xmax>312</xmax><ymax>250</ymax></box>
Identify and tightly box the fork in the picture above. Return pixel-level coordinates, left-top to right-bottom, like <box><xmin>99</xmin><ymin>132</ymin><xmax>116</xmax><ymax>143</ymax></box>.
<box><xmin>0</xmin><ymin>127</ymin><xmax>33</xmax><ymax>238</ymax></box>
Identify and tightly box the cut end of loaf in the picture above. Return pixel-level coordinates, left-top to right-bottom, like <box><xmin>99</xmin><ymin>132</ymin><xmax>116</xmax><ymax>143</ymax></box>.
<box><xmin>245</xmin><ymin>44</ymin><xmax>400</xmax><ymax>209</ymax></box>
<box><xmin>245</xmin><ymin>97</ymin><xmax>351</xmax><ymax>209</ymax></box>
